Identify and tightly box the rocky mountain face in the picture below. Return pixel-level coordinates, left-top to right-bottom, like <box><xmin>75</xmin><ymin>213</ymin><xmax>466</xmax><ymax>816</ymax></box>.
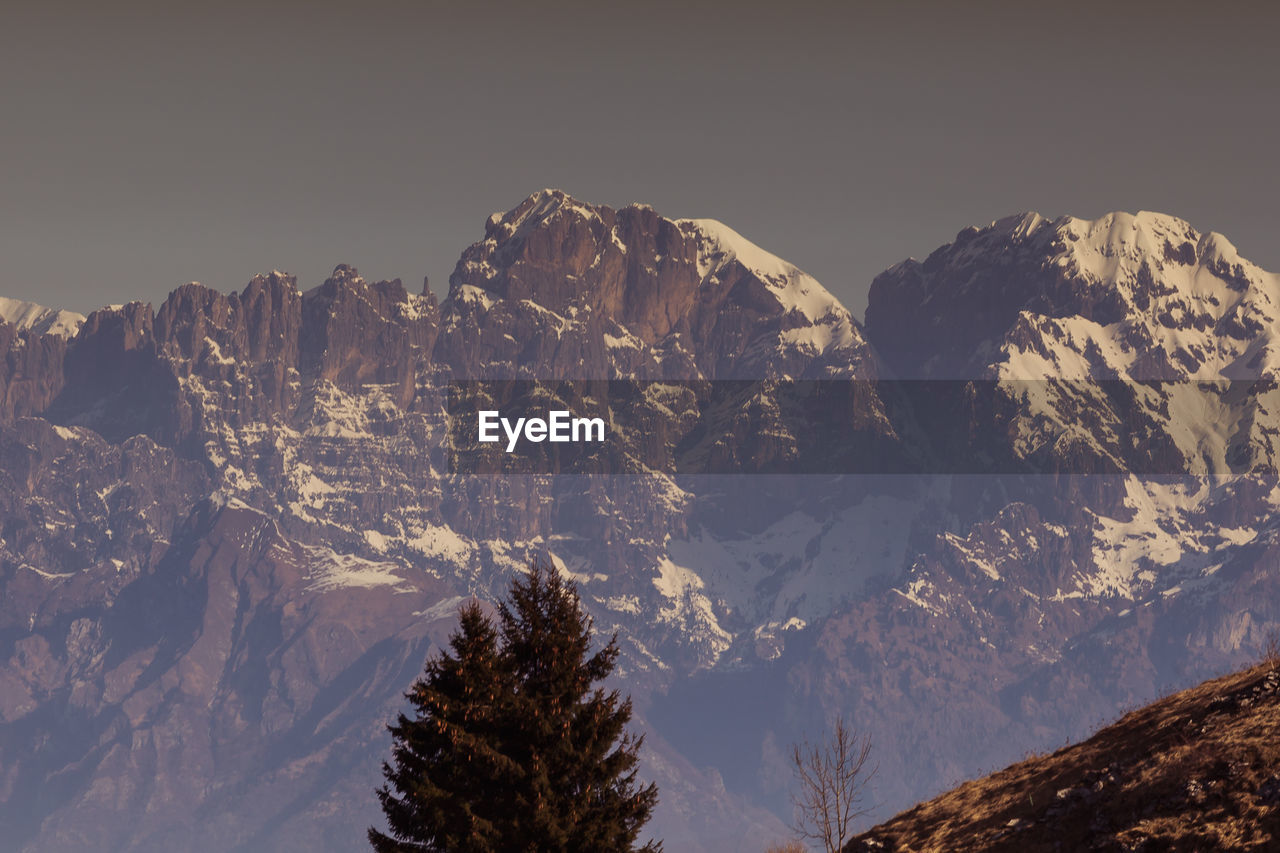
<box><xmin>1</xmin><ymin>193</ymin><xmax>1279</xmax><ymax>852</ymax></box>
<box><xmin>440</xmin><ymin>191</ymin><xmax>873</xmax><ymax>381</ymax></box>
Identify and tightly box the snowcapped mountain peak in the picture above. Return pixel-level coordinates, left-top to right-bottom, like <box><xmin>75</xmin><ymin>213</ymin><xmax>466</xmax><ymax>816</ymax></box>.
<box><xmin>1050</xmin><ymin>211</ymin><xmax>1274</xmax><ymax>315</ymax></box>
<box><xmin>442</xmin><ymin>193</ymin><xmax>872</xmax><ymax>378</ymax></box>
<box><xmin>1195</xmin><ymin>229</ymin><xmax>1243</xmax><ymax>266</ymax></box>
<box><xmin>867</xmin><ymin>208</ymin><xmax>1280</xmax><ymax>381</ymax></box>
<box><xmin>991</xmin><ymin>211</ymin><xmax>1048</xmax><ymax>239</ymax></box>
<box><xmin>484</xmin><ymin>187</ymin><xmax>603</xmax><ymax>242</ymax></box>
<box><xmin>1047</xmin><ymin>210</ymin><xmax>1261</xmax><ymax>284</ymax></box>
<box><xmin>677</xmin><ymin>218</ymin><xmax>802</xmax><ymax>282</ymax></box>
<box><xmin>1061</xmin><ymin>209</ymin><xmax>1195</xmax><ymax>257</ymax></box>
<box><xmin>0</xmin><ymin>296</ymin><xmax>85</xmax><ymax>339</ymax></box>
<box><xmin>676</xmin><ymin>217</ymin><xmax>855</xmax><ymax>349</ymax></box>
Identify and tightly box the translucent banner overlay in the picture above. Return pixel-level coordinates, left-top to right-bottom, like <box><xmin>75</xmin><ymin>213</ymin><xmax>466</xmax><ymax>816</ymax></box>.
<box><xmin>445</xmin><ymin>379</ymin><xmax>1280</xmax><ymax>475</ymax></box>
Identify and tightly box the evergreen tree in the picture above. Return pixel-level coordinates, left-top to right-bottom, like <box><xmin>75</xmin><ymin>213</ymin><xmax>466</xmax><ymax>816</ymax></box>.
<box><xmin>370</xmin><ymin>559</ymin><xmax>661</xmax><ymax>853</ymax></box>
<box><xmin>370</xmin><ymin>601</ymin><xmax>516</xmax><ymax>853</ymax></box>
<box><xmin>497</xmin><ymin>560</ymin><xmax>660</xmax><ymax>852</ymax></box>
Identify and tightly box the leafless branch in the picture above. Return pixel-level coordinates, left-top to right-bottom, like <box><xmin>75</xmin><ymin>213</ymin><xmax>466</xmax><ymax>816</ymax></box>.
<box><xmin>789</xmin><ymin>717</ymin><xmax>876</xmax><ymax>853</ymax></box>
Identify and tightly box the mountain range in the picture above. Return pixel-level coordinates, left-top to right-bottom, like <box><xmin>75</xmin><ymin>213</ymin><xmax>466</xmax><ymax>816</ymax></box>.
<box><xmin>2</xmin><ymin>190</ymin><xmax>1279</xmax><ymax>851</ymax></box>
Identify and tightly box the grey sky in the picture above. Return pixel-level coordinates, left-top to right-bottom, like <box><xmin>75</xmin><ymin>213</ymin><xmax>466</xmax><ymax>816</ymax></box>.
<box><xmin>2</xmin><ymin>0</ymin><xmax>1276</xmax><ymax>319</ymax></box>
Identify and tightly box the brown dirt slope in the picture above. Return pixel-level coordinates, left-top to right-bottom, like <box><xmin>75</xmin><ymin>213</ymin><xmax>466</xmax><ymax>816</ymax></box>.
<box><xmin>848</xmin><ymin>661</ymin><xmax>1280</xmax><ymax>852</ymax></box>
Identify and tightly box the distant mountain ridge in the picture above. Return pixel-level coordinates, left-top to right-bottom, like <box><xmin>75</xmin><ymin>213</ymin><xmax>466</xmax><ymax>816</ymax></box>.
<box><xmin>2</xmin><ymin>192</ymin><xmax>1280</xmax><ymax>852</ymax></box>
<box><xmin>0</xmin><ymin>297</ymin><xmax>84</xmax><ymax>339</ymax></box>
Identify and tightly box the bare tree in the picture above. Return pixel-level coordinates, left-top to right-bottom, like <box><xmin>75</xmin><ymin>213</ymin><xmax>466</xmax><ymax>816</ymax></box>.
<box><xmin>789</xmin><ymin>717</ymin><xmax>876</xmax><ymax>853</ymax></box>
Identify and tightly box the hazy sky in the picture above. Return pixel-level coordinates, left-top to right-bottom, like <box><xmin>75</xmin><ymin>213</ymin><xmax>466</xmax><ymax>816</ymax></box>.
<box><xmin>2</xmin><ymin>0</ymin><xmax>1276</xmax><ymax>319</ymax></box>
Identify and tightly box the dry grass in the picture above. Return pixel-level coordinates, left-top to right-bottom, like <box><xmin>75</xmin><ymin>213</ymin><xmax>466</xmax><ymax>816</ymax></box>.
<box><xmin>765</xmin><ymin>843</ymin><xmax>807</xmax><ymax>853</ymax></box>
<box><xmin>848</xmin><ymin>662</ymin><xmax>1280</xmax><ymax>852</ymax></box>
